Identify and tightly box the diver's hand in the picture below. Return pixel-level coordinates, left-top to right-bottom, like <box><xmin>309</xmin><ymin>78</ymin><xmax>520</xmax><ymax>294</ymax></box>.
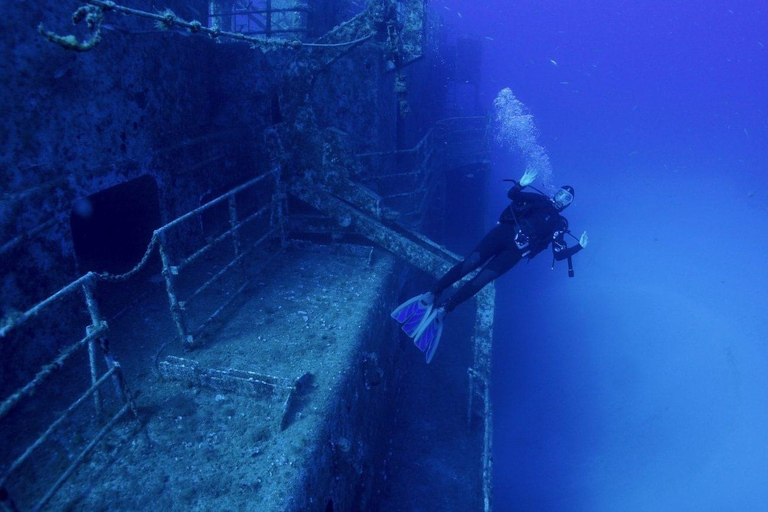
<box><xmin>579</xmin><ymin>231</ymin><xmax>589</xmax><ymax>248</ymax></box>
<box><xmin>519</xmin><ymin>168</ymin><xmax>539</xmax><ymax>187</ymax></box>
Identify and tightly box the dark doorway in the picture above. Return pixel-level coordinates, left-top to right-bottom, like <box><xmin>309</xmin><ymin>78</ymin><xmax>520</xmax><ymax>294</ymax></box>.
<box><xmin>70</xmin><ymin>174</ymin><xmax>162</xmax><ymax>275</ymax></box>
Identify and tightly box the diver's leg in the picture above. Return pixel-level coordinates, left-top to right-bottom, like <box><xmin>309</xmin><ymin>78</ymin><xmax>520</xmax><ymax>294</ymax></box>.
<box><xmin>441</xmin><ymin>249</ymin><xmax>522</xmax><ymax>311</ymax></box>
<box><xmin>430</xmin><ymin>224</ymin><xmax>512</xmax><ymax>296</ymax></box>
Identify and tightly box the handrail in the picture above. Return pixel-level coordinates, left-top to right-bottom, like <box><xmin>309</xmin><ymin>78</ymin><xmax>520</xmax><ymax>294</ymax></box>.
<box><xmin>0</xmin><ymin>169</ymin><xmax>285</xmax><ymax>509</ymax></box>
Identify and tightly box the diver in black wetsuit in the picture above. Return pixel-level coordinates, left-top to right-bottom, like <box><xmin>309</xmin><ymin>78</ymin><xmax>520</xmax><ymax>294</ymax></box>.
<box><xmin>432</xmin><ymin>169</ymin><xmax>588</xmax><ymax>312</ymax></box>
<box><xmin>391</xmin><ymin>168</ymin><xmax>589</xmax><ymax>363</ymax></box>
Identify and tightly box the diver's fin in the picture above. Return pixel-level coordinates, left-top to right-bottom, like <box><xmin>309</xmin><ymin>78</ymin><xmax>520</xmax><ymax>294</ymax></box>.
<box><xmin>414</xmin><ymin>307</ymin><xmax>445</xmax><ymax>363</ymax></box>
<box><xmin>391</xmin><ymin>293</ymin><xmax>435</xmax><ymax>338</ymax></box>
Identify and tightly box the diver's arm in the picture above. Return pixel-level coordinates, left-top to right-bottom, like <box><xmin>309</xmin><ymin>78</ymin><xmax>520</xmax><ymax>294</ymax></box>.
<box><xmin>553</xmin><ymin>243</ymin><xmax>582</xmax><ymax>261</ymax></box>
<box><xmin>507</xmin><ymin>182</ymin><xmax>546</xmax><ymax>202</ymax></box>
<box><xmin>507</xmin><ymin>181</ymin><xmax>524</xmax><ymax>199</ymax></box>
<box><xmin>509</xmin><ymin>188</ymin><xmax>549</xmax><ymax>203</ymax></box>
<box><xmin>553</xmin><ymin>231</ymin><xmax>588</xmax><ymax>261</ymax></box>
<box><xmin>507</xmin><ymin>168</ymin><xmax>540</xmax><ymax>200</ymax></box>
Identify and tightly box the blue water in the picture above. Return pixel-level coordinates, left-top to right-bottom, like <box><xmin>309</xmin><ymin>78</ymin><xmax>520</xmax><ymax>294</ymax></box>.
<box><xmin>438</xmin><ymin>0</ymin><xmax>768</xmax><ymax>510</ymax></box>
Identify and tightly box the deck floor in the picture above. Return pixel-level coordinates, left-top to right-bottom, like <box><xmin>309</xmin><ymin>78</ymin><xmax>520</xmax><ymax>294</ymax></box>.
<box><xmin>41</xmin><ymin>246</ymin><xmax>396</xmax><ymax>511</ymax></box>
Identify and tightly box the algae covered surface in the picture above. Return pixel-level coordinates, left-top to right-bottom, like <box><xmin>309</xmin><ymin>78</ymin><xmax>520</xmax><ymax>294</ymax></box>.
<box><xmin>44</xmin><ymin>247</ymin><xmax>394</xmax><ymax>511</ymax></box>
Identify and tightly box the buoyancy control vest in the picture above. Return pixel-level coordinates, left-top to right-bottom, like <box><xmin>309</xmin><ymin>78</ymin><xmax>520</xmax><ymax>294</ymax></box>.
<box><xmin>499</xmin><ymin>192</ymin><xmax>568</xmax><ymax>258</ymax></box>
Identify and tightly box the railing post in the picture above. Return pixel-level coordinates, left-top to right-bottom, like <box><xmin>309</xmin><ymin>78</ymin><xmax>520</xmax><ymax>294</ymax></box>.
<box><xmin>228</xmin><ymin>194</ymin><xmax>246</xmax><ymax>279</ymax></box>
<box><xmin>272</xmin><ymin>173</ymin><xmax>288</xmax><ymax>248</ymax></box>
<box><xmin>158</xmin><ymin>233</ymin><xmax>193</xmax><ymax>347</ymax></box>
<box><xmin>81</xmin><ymin>276</ymin><xmax>103</xmax><ymax>418</ymax></box>
<box><xmin>266</xmin><ymin>0</ymin><xmax>272</xmax><ymax>38</ymax></box>
<box><xmin>467</xmin><ymin>368</ymin><xmax>474</xmax><ymax>425</ymax></box>
<box><xmin>82</xmin><ymin>274</ymin><xmax>136</xmax><ymax>415</ymax></box>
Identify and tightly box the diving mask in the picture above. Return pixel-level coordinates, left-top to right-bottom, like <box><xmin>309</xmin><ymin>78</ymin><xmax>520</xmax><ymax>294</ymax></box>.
<box><xmin>552</xmin><ymin>187</ymin><xmax>574</xmax><ymax>210</ymax></box>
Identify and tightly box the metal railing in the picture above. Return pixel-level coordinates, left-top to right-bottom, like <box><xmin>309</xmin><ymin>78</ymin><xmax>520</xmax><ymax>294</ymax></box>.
<box><xmin>0</xmin><ymin>169</ymin><xmax>286</xmax><ymax>509</ymax></box>
<box><xmin>356</xmin><ymin>116</ymin><xmax>489</xmax><ymax>224</ymax></box>
<box><xmin>208</xmin><ymin>0</ymin><xmax>310</xmax><ymax>39</ymax></box>
<box><xmin>357</xmin><ymin>117</ymin><xmax>494</xmax><ymax>511</ymax></box>
<box><xmin>296</xmin><ymin>116</ymin><xmax>494</xmax><ymax>511</ymax></box>
<box><xmin>0</xmin><ymin>272</ymin><xmax>136</xmax><ymax>511</ymax></box>
<box><xmin>154</xmin><ymin>169</ymin><xmax>285</xmax><ymax>347</ymax></box>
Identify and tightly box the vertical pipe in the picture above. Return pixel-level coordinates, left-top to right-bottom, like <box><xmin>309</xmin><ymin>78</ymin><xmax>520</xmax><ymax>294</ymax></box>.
<box><xmin>82</xmin><ymin>275</ymin><xmax>135</xmax><ymax>415</ymax></box>
<box><xmin>228</xmin><ymin>195</ymin><xmax>241</xmax><ymax>258</ymax></box>
<box><xmin>198</xmin><ymin>208</ymin><xmax>206</xmax><ymax>242</ymax></box>
<box><xmin>272</xmin><ymin>172</ymin><xmax>288</xmax><ymax>248</ymax></box>
<box><xmin>228</xmin><ymin>194</ymin><xmax>246</xmax><ymax>279</ymax></box>
<box><xmin>81</xmin><ymin>276</ymin><xmax>102</xmax><ymax>418</ymax></box>
<box><xmin>467</xmin><ymin>369</ymin><xmax>475</xmax><ymax>425</ymax></box>
<box><xmin>208</xmin><ymin>0</ymin><xmax>223</xmax><ymax>32</ymax></box>
<box><xmin>158</xmin><ymin>234</ymin><xmax>193</xmax><ymax>347</ymax></box>
<box><xmin>86</xmin><ymin>326</ymin><xmax>102</xmax><ymax>418</ymax></box>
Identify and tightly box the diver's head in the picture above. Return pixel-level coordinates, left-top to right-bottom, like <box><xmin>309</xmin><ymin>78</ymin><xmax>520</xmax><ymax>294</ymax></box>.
<box><xmin>553</xmin><ymin>185</ymin><xmax>574</xmax><ymax>211</ymax></box>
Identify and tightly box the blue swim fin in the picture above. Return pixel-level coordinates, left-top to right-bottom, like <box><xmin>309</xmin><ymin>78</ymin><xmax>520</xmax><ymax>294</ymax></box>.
<box><xmin>391</xmin><ymin>292</ymin><xmax>435</xmax><ymax>338</ymax></box>
<box><xmin>414</xmin><ymin>307</ymin><xmax>445</xmax><ymax>364</ymax></box>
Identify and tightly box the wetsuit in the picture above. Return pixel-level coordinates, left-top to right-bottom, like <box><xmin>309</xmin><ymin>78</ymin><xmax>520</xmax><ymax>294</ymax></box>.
<box><xmin>431</xmin><ymin>182</ymin><xmax>582</xmax><ymax>311</ymax></box>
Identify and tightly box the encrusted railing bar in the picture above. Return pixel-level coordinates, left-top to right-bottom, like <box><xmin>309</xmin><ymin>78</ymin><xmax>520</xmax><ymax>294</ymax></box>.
<box><xmin>32</xmin><ymin>402</ymin><xmax>131</xmax><ymax>512</ymax></box>
<box><xmin>183</xmin><ymin>228</ymin><xmax>276</xmax><ymax>308</ymax></box>
<box><xmin>184</xmin><ymin>244</ymin><xmax>256</xmax><ymax>307</ymax></box>
<box><xmin>250</xmin><ymin>228</ymin><xmax>279</xmax><ymax>253</ymax></box>
<box><xmin>385</xmin><ymin>189</ymin><xmax>424</xmax><ymax>200</ymax></box>
<box><xmin>158</xmin><ymin>235</ymin><xmax>191</xmax><ymax>346</ymax></box>
<box><xmin>0</xmin><ymin>274</ymin><xmax>93</xmax><ymax>338</ymax></box>
<box><xmin>207</xmin><ymin>7</ymin><xmax>311</xmax><ymax>17</ymax></box>
<box><xmin>272</xmin><ymin>179</ymin><xmax>288</xmax><ymax>248</ymax></box>
<box><xmin>375</xmin><ymin>170</ymin><xmax>421</xmax><ymax>180</ymax></box>
<box><xmin>237</xmin><ymin>28</ymin><xmax>310</xmax><ymax>36</ymax></box>
<box><xmin>228</xmin><ymin>195</ymin><xmax>245</xmax><ymax>278</ymax></box>
<box><xmin>414</xmin><ymin>148</ymin><xmax>437</xmax><ymax>209</ymax></box>
<box><xmin>80</xmin><ymin>0</ymin><xmax>301</xmax><ymax>49</ymax></box>
<box><xmin>0</xmin><ymin>216</ymin><xmax>61</xmax><ymax>256</ymax></box>
<box><xmin>192</xmin><ymin>281</ymin><xmax>249</xmax><ymax>340</ymax></box>
<box><xmin>0</xmin><ymin>175</ymin><xmax>69</xmax><ymax>203</ymax></box>
<box><xmin>82</xmin><ymin>280</ymin><xmax>135</xmax><ymax>412</ymax></box>
<box><xmin>0</xmin><ymin>167</ymin><xmax>283</xmax><ymax>509</ymax></box>
<box><xmin>0</xmin><ymin>323</ymin><xmax>107</xmax><ymax>421</ymax></box>
<box><xmin>0</xmin><ymin>366</ymin><xmax>118</xmax><ymax>488</ymax></box>
<box><xmin>156</xmin><ymin>172</ymin><xmax>276</xmax><ymax>236</ymax></box>
<box><xmin>86</xmin><ymin>328</ymin><xmax>102</xmax><ymax>418</ymax></box>
<box><xmin>356</xmin><ymin>128</ymin><xmax>436</xmax><ymax>158</ymax></box>
<box><xmin>81</xmin><ymin>281</ymin><xmax>104</xmax><ymax>416</ymax></box>
<box><xmin>176</xmin><ymin>202</ymin><xmax>272</xmax><ymax>273</ymax></box>
<box><xmin>178</xmin><ymin>153</ymin><xmax>226</xmax><ymax>175</ymax></box>
<box><xmin>183</xmin><ymin>227</ymin><xmax>276</xmax><ymax>344</ymax></box>
<box><xmin>107</xmin><ymin>288</ymin><xmax>153</xmax><ymax>323</ymax></box>
<box><xmin>48</xmin><ymin>0</ymin><xmax>368</xmax><ymax>54</ymax></box>
<box><xmin>356</xmin><ymin>117</ymin><xmax>488</xmax><ymax>158</ymax></box>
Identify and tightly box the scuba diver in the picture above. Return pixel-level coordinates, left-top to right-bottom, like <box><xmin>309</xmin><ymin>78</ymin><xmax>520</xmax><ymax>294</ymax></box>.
<box><xmin>391</xmin><ymin>167</ymin><xmax>589</xmax><ymax>363</ymax></box>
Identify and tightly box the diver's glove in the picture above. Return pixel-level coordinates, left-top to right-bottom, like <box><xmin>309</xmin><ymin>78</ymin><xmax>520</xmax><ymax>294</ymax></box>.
<box><xmin>519</xmin><ymin>167</ymin><xmax>539</xmax><ymax>187</ymax></box>
<box><xmin>579</xmin><ymin>231</ymin><xmax>589</xmax><ymax>248</ymax></box>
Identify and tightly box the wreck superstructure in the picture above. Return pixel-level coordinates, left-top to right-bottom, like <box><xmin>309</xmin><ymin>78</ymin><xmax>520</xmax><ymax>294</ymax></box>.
<box><xmin>0</xmin><ymin>1</ymin><xmax>493</xmax><ymax>510</ymax></box>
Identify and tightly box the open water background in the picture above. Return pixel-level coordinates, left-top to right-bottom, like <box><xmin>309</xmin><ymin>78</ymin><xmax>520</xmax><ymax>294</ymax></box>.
<box><xmin>436</xmin><ymin>1</ymin><xmax>768</xmax><ymax>509</ymax></box>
